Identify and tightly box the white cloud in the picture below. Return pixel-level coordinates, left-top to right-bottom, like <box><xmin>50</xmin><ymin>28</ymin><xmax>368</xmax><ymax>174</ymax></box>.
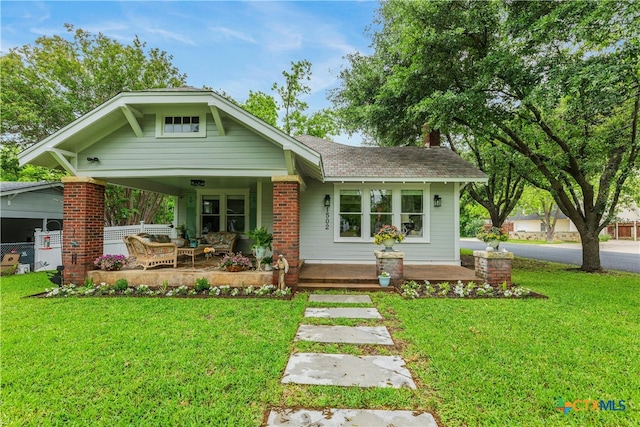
<box><xmin>209</xmin><ymin>26</ymin><xmax>256</xmax><ymax>44</ymax></box>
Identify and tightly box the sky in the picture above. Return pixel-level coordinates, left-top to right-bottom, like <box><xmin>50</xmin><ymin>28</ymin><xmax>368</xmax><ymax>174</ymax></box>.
<box><xmin>0</xmin><ymin>0</ymin><xmax>381</xmax><ymax>145</ymax></box>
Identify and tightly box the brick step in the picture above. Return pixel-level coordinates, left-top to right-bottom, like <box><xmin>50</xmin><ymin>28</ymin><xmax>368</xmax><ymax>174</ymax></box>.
<box><xmin>296</xmin><ymin>282</ymin><xmax>397</xmax><ymax>292</ymax></box>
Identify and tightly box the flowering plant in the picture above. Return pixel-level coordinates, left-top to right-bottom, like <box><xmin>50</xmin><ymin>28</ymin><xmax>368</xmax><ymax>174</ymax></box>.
<box><xmin>379</xmin><ymin>271</ymin><xmax>390</xmax><ymax>278</ymax></box>
<box><xmin>204</xmin><ymin>247</ymin><xmax>215</xmax><ymax>259</ymax></box>
<box><xmin>220</xmin><ymin>252</ymin><xmax>252</xmax><ymax>270</ymax></box>
<box><xmin>476</xmin><ymin>226</ymin><xmax>509</xmax><ymax>242</ymax></box>
<box><xmin>94</xmin><ymin>254</ymin><xmax>127</xmax><ymax>271</ymax></box>
<box><xmin>373</xmin><ymin>224</ymin><xmax>405</xmax><ymax>245</ymax></box>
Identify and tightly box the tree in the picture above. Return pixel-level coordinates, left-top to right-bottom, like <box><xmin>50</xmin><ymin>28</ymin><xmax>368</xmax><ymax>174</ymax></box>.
<box><xmin>242</xmin><ymin>90</ymin><xmax>278</xmax><ymax>127</ymax></box>
<box><xmin>1</xmin><ymin>24</ymin><xmax>187</xmax><ymax>223</ymax></box>
<box><xmin>449</xmin><ymin>134</ymin><xmax>525</xmax><ymax>228</ymax></box>
<box><xmin>272</xmin><ymin>60</ymin><xmax>339</xmax><ymax>138</ymax></box>
<box><xmin>332</xmin><ymin>0</ymin><xmax>640</xmax><ymax>271</ymax></box>
<box><xmin>516</xmin><ymin>186</ymin><xmax>564</xmax><ymax>243</ymax></box>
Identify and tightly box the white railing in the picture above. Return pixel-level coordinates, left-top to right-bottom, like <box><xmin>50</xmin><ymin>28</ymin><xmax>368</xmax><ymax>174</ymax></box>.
<box><xmin>33</xmin><ymin>223</ymin><xmax>175</xmax><ymax>271</ymax></box>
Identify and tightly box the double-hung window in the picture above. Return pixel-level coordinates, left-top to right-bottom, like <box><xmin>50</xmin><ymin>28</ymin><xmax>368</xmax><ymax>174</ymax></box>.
<box><xmin>335</xmin><ymin>184</ymin><xmax>429</xmax><ymax>242</ymax></box>
<box><xmin>200</xmin><ymin>191</ymin><xmax>248</xmax><ymax>234</ymax></box>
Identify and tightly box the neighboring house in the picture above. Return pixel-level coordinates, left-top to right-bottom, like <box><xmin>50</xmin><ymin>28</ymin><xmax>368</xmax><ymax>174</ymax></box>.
<box><xmin>607</xmin><ymin>203</ymin><xmax>640</xmax><ymax>240</ymax></box>
<box><xmin>18</xmin><ymin>88</ymin><xmax>487</xmax><ymax>284</ymax></box>
<box><xmin>0</xmin><ymin>181</ymin><xmax>64</xmax><ymax>243</ymax></box>
<box><xmin>506</xmin><ymin>211</ymin><xmax>580</xmax><ymax>241</ymax></box>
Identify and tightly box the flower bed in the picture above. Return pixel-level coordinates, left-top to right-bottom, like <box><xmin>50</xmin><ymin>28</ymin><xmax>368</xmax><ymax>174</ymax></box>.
<box><xmin>400</xmin><ymin>280</ymin><xmax>545</xmax><ymax>299</ymax></box>
<box><xmin>41</xmin><ymin>281</ymin><xmax>292</xmax><ymax>299</ymax></box>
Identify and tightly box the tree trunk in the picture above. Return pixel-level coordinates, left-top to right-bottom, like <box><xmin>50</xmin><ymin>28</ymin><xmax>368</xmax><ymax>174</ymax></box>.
<box><xmin>580</xmin><ymin>232</ymin><xmax>602</xmax><ymax>272</ymax></box>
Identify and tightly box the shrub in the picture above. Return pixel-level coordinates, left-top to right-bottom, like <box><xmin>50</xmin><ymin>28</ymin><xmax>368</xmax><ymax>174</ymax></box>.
<box><xmin>113</xmin><ymin>278</ymin><xmax>128</xmax><ymax>291</ymax></box>
<box><xmin>194</xmin><ymin>277</ymin><xmax>211</xmax><ymax>292</ymax></box>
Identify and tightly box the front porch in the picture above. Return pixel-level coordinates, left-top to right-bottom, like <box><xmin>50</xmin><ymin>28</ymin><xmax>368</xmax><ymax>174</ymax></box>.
<box><xmin>87</xmin><ymin>254</ymin><xmax>481</xmax><ymax>291</ymax></box>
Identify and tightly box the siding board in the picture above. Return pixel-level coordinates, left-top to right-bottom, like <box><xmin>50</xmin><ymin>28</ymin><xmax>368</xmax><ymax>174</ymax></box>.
<box><xmin>79</xmin><ymin>114</ymin><xmax>286</xmax><ymax>173</ymax></box>
<box><xmin>300</xmin><ymin>181</ymin><xmax>459</xmax><ymax>264</ymax></box>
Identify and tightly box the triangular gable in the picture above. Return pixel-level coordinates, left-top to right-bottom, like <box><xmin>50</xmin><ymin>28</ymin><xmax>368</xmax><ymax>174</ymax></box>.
<box><xmin>19</xmin><ymin>88</ymin><xmax>323</xmax><ymax>182</ymax></box>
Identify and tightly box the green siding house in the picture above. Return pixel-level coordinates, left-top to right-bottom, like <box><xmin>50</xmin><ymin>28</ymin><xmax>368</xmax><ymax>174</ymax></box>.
<box><xmin>19</xmin><ymin>88</ymin><xmax>487</xmax><ymax>284</ymax></box>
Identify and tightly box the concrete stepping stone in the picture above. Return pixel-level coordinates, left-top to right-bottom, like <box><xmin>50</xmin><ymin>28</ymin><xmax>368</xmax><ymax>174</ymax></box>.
<box><xmin>304</xmin><ymin>307</ymin><xmax>382</xmax><ymax>319</ymax></box>
<box><xmin>309</xmin><ymin>294</ymin><xmax>372</xmax><ymax>304</ymax></box>
<box><xmin>266</xmin><ymin>408</ymin><xmax>437</xmax><ymax>427</ymax></box>
<box><xmin>282</xmin><ymin>352</ymin><xmax>416</xmax><ymax>388</ymax></box>
<box><xmin>295</xmin><ymin>324</ymin><xmax>394</xmax><ymax>345</ymax></box>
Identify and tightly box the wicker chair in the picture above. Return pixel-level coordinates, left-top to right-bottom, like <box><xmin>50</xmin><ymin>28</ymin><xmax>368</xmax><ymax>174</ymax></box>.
<box><xmin>203</xmin><ymin>231</ymin><xmax>238</xmax><ymax>255</ymax></box>
<box><xmin>123</xmin><ymin>235</ymin><xmax>178</xmax><ymax>270</ymax></box>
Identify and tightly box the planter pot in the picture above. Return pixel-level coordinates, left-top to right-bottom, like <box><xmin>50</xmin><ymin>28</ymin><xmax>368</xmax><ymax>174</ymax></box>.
<box><xmin>254</xmin><ymin>246</ymin><xmax>267</xmax><ymax>258</ymax></box>
<box><xmin>382</xmin><ymin>238</ymin><xmax>396</xmax><ymax>252</ymax></box>
<box><xmin>226</xmin><ymin>265</ymin><xmax>246</xmax><ymax>272</ymax></box>
<box><xmin>378</xmin><ymin>275</ymin><xmax>391</xmax><ymax>287</ymax></box>
<box><xmin>488</xmin><ymin>240</ymin><xmax>500</xmax><ymax>250</ymax></box>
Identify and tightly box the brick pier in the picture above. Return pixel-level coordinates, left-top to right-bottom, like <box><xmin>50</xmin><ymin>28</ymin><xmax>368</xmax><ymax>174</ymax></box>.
<box><xmin>473</xmin><ymin>250</ymin><xmax>513</xmax><ymax>286</ymax></box>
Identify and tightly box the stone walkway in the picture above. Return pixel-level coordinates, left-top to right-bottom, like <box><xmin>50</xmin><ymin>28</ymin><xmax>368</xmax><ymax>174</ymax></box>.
<box><xmin>266</xmin><ymin>293</ymin><xmax>437</xmax><ymax>427</ymax></box>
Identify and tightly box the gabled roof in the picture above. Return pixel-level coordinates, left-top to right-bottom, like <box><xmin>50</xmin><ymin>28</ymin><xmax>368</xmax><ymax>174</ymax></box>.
<box><xmin>18</xmin><ymin>88</ymin><xmax>323</xmax><ymax>182</ymax></box>
<box><xmin>296</xmin><ymin>135</ymin><xmax>487</xmax><ymax>183</ymax></box>
<box><xmin>0</xmin><ymin>181</ymin><xmax>63</xmax><ymax>196</ymax></box>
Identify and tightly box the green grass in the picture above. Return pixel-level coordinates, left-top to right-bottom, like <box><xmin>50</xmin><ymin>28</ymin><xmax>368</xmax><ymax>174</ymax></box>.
<box><xmin>2</xmin><ymin>261</ymin><xmax>639</xmax><ymax>426</ymax></box>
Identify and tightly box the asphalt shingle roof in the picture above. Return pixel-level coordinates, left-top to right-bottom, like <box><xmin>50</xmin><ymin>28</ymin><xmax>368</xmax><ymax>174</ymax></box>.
<box><xmin>295</xmin><ymin>135</ymin><xmax>487</xmax><ymax>181</ymax></box>
<box><xmin>0</xmin><ymin>181</ymin><xmax>62</xmax><ymax>194</ymax></box>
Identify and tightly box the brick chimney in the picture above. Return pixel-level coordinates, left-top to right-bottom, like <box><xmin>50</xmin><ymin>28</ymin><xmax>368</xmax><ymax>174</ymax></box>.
<box><xmin>422</xmin><ymin>126</ymin><xmax>440</xmax><ymax>147</ymax></box>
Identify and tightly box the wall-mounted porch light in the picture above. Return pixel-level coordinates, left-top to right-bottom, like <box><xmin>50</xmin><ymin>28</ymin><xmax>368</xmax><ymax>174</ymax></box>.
<box><xmin>324</xmin><ymin>194</ymin><xmax>331</xmax><ymax>207</ymax></box>
<box><xmin>433</xmin><ymin>194</ymin><xmax>442</xmax><ymax>208</ymax></box>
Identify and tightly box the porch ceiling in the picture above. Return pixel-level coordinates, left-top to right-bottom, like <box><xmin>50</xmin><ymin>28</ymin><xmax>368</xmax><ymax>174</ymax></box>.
<box><xmin>106</xmin><ymin>176</ymin><xmax>270</xmax><ymax>195</ymax></box>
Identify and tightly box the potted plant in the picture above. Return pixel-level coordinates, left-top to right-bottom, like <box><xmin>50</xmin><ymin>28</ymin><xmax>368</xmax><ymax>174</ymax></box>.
<box><xmin>261</xmin><ymin>255</ymin><xmax>273</xmax><ymax>271</ymax></box>
<box><xmin>374</xmin><ymin>224</ymin><xmax>405</xmax><ymax>252</ymax></box>
<box><xmin>476</xmin><ymin>226</ymin><xmax>508</xmax><ymax>251</ymax></box>
<box><xmin>378</xmin><ymin>271</ymin><xmax>391</xmax><ymax>287</ymax></box>
<box><xmin>220</xmin><ymin>252</ymin><xmax>252</xmax><ymax>272</ymax></box>
<box><xmin>94</xmin><ymin>254</ymin><xmax>127</xmax><ymax>271</ymax></box>
<box><xmin>176</xmin><ymin>224</ymin><xmax>186</xmax><ymax>238</ymax></box>
<box><xmin>247</xmin><ymin>227</ymin><xmax>273</xmax><ymax>258</ymax></box>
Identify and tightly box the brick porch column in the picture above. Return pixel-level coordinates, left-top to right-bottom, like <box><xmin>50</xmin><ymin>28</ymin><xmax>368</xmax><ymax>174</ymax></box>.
<box><xmin>61</xmin><ymin>177</ymin><xmax>106</xmax><ymax>284</ymax></box>
<box><xmin>473</xmin><ymin>250</ymin><xmax>513</xmax><ymax>286</ymax></box>
<box><xmin>271</xmin><ymin>176</ymin><xmax>301</xmax><ymax>287</ymax></box>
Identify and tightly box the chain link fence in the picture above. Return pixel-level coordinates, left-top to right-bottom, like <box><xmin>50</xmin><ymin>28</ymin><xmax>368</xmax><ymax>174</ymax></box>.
<box><xmin>1</xmin><ymin>242</ymin><xmax>35</xmax><ymax>272</ymax></box>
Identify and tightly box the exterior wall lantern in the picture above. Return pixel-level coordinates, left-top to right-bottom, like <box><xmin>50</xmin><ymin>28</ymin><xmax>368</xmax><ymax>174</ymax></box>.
<box><xmin>433</xmin><ymin>195</ymin><xmax>442</xmax><ymax>208</ymax></box>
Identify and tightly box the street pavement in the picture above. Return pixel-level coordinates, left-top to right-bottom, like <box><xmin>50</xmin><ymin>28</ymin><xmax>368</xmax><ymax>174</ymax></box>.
<box><xmin>460</xmin><ymin>238</ymin><xmax>640</xmax><ymax>273</ymax></box>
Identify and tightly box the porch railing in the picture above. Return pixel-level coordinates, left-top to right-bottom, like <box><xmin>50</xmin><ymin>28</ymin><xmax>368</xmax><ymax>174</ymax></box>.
<box><xmin>31</xmin><ymin>223</ymin><xmax>175</xmax><ymax>271</ymax></box>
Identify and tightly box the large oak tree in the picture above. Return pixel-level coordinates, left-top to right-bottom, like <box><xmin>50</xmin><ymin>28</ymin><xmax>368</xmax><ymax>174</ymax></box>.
<box><xmin>331</xmin><ymin>0</ymin><xmax>639</xmax><ymax>271</ymax></box>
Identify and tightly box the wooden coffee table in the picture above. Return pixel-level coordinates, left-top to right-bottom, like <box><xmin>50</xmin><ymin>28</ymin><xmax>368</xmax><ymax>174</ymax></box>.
<box><xmin>177</xmin><ymin>246</ymin><xmax>206</xmax><ymax>267</ymax></box>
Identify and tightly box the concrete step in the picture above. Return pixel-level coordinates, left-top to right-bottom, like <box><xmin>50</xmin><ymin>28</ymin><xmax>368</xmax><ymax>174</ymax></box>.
<box><xmin>304</xmin><ymin>307</ymin><xmax>382</xmax><ymax>319</ymax></box>
<box><xmin>282</xmin><ymin>352</ymin><xmax>416</xmax><ymax>388</ymax></box>
<box><xmin>295</xmin><ymin>324</ymin><xmax>394</xmax><ymax>345</ymax></box>
<box><xmin>308</xmin><ymin>294</ymin><xmax>373</xmax><ymax>304</ymax></box>
<box><xmin>266</xmin><ymin>408</ymin><xmax>437</xmax><ymax>426</ymax></box>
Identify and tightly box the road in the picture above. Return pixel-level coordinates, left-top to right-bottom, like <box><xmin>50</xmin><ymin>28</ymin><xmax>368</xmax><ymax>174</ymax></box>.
<box><xmin>460</xmin><ymin>239</ymin><xmax>640</xmax><ymax>274</ymax></box>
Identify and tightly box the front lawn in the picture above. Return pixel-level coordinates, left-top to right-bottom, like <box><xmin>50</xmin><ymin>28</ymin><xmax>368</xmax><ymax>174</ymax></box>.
<box><xmin>2</xmin><ymin>259</ymin><xmax>639</xmax><ymax>426</ymax></box>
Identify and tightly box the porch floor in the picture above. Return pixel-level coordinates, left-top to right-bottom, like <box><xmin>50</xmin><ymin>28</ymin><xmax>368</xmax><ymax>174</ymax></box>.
<box><xmin>86</xmin><ymin>254</ymin><xmax>480</xmax><ymax>291</ymax></box>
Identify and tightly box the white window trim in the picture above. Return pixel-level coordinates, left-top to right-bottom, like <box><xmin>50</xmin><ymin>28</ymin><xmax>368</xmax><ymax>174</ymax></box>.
<box><xmin>197</xmin><ymin>189</ymin><xmax>250</xmax><ymax>234</ymax></box>
<box><xmin>333</xmin><ymin>183</ymin><xmax>431</xmax><ymax>243</ymax></box>
<box><xmin>155</xmin><ymin>112</ymin><xmax>206</xmax><ymax>138</ymax></box>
